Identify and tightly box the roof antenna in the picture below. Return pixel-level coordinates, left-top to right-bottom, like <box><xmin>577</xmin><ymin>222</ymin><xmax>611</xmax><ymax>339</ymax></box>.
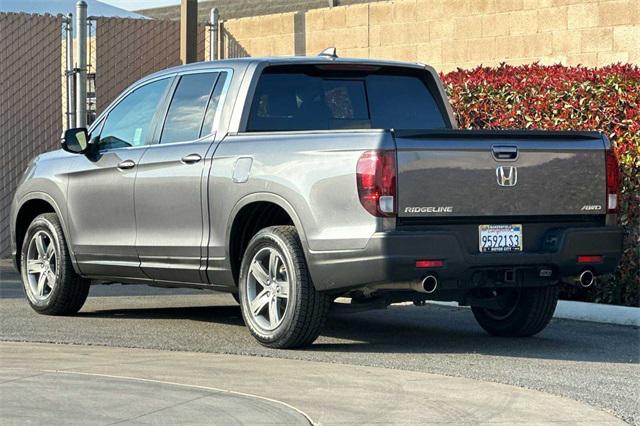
<box><xmin>318</xmin><ymin>47</ymin><xmax>338</xmax><ymax>59</ymax></box>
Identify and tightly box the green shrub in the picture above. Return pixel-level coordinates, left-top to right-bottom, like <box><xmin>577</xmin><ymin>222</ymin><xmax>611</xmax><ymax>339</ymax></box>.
<box><xmin>441</xmin><ymin>63</ymin><xmax>639</xmax><ymax>307</ymax></box>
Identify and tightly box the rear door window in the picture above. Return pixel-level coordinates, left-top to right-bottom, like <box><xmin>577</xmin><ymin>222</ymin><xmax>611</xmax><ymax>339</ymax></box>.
<box><xmin>200</xmin><ymin>72</ymin><xmax>228</xmax><ymax>137</ymax></box>
<box><xmin>160</xmin><ymin>72</ymin><xmax>219</xmax><ymax>144</ymax></box>
<box><xmin>246</xmin><ymin>67</ymin><xmax>446</xmax><ymax>132</ymax></box>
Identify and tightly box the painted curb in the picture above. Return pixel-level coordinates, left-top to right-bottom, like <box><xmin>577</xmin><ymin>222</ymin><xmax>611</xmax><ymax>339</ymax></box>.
<box><xmin>553</xmin><ymin>300</ymin><xmax>639</xmax><ymax>327</ymax></box>
<box><xmin>424</xmin><ymin>300</ymin><xmax>639</xmax><ymax>327</ymax></box>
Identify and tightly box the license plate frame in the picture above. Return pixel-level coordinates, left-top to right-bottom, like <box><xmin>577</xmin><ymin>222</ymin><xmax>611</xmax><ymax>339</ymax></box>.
<box><xmin>479</xmin><ymin>224</ymin><xmax>523</xmax><ymax>253</ymax></box>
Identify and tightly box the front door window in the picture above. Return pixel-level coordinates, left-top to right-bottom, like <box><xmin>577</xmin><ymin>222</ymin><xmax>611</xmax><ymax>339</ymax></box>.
<box><xmin>99</xmin><ymin>78</ymin><xmax>171</xmax><ymax>150</ymax></box>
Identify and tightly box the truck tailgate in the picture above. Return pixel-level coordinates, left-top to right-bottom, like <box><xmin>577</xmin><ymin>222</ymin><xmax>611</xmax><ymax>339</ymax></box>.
<box><xmin>394</xmin><ymin>130</ymin><xmax>607</xmax><ymax>218</ymax></box>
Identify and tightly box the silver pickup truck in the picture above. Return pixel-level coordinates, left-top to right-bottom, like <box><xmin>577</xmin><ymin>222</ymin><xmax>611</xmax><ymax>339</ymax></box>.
<box><xmin>10</xmin><ymin>54</ymin><xmax>623</xmax><ymax>348</ymax></box>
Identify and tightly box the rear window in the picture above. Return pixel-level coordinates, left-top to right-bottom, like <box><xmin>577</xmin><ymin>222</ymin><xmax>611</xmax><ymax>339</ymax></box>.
<box><xmin>246</xmin><ymin>66</ymin><xmax>446</xmax><ymax>132</ymax></box>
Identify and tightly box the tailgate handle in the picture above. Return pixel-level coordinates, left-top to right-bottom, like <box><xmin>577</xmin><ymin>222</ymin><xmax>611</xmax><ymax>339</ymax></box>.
<box><xmin>492</xmin><ymin>145</ymin><xmax>518</xmax><ymax>161</ymax></box>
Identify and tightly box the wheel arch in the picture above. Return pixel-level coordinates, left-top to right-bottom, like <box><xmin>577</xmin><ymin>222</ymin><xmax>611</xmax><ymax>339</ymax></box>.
<box><xmin>226</xmin><ymin>193</ymin><xmax>309</xmax><ymax>285</ymax></box>
<box><xmin>13</xmin><ymin>193</ymin><xmax>77</xmax><ymax>273</ymax></box>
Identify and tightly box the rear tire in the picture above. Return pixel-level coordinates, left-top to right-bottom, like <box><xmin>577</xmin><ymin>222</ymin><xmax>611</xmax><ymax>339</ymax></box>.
<box><xmin>471</xmin><ymin>286</ymin><xmax>559</xmax><ymax>337</ymax></box>
<box><xmin>20</xmin><ymin>213</ymin><xmax>90</xmax><ymax>315</ymax></box>
<box><xmin>239</xmin><ymin>226</ymin><xmax>330</xmax><ymax>349</ymax></box>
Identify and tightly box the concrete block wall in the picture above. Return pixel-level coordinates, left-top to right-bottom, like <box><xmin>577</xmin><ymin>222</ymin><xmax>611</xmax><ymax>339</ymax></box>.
<box><xmin>220</xmin><ymin>0</ymin><xmax>639</xmax><ymax>71</ymax></box>
<box><xmin>221</xmin><ymin>13</ymin><xmax>298</xmax><ymax>58</ymax></box>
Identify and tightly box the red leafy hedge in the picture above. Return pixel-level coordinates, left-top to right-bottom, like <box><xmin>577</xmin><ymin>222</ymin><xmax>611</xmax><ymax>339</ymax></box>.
<box><xmin>441</xmin><ymin>63</ymin><xmax>639</xmax><ymax>307</ymax></box>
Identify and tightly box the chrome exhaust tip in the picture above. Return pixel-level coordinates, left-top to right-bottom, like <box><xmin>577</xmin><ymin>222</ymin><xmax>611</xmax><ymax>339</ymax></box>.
<box><xmin>421</xmin><ymin>275</ymin><xmax>438</xmax><ymax>294</ymax></box>
<box><xmin>577</xmin><ymin>270</ymin><xmax>595</xmax><ymax>288</ymax></box>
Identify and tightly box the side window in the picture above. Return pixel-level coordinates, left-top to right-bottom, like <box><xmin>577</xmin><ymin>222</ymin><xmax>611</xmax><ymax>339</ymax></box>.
<box><xmin>160</xmin><ymin>72</ymin><xmax>219</xmax><ymax>144</ymax></box>
<box><xmin>99</xmin><ymin>78</ymin><xmax>170</xmax><ymax>150</ymax></box>
<box><xmin>200</xmin><ymin>72</ymin><xmax>228</xmax><ymax>137</ymax></box>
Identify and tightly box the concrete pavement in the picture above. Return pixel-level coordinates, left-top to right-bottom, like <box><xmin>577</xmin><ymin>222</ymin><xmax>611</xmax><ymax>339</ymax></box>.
<box><xmin>0</xmin><ymin>342</ymin><xmax>625</xmax><ymax>425</ymax></box>
<box><xmin>1</xmin><ymin>364</ymin><xmax>310</xmax><ymax>425</ymax></box>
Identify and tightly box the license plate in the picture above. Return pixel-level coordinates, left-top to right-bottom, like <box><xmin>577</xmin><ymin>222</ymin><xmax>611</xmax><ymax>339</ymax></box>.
<box><xmin>479</xmin><ymin>224</ymin><xmax>523</xmax><ymax>253</ymax></box>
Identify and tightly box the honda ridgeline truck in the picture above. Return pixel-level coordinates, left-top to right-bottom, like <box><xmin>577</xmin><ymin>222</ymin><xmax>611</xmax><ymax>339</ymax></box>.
<box><xmin>10</xmin><ymin>53</ymin><xmax>623</xmax><ymax>348</ymax></box>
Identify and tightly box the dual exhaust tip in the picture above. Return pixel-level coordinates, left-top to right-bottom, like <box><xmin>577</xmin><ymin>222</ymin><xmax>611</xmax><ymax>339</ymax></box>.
<box><xmin>414</xmin><ymin>271</ymin><xmax>594</xmax><ymax>293</ymax></box>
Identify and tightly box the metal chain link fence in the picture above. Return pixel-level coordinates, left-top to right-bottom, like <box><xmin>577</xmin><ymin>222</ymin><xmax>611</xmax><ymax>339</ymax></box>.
<box><xmin>1</xmin><ymin>13</ymin><xmax>63</xmax><ymax>258</ymax></box>
<box><xmin>2</xmin><ymin>13</ymin><xmax>212</xmax><ymax>259</ymax></box>
<box><xmin>94</xmin><ymin>17</ymin><xmax>206</xmax><ymax>115</ymax></box>
<box><xmin>219</xmin><ymin>21</ymin><xmax>250</xmax><ymax>59</ymax></box>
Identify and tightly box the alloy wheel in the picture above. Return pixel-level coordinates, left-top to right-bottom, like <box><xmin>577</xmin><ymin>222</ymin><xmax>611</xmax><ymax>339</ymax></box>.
<box><xmin>245</xmin><ymin>247</ymin><xmax>290</xmax><ymax>331</ymax></box>
<box><xmin>25</xmin><ymin>230</ymin><xmax>57</xmax><ymax>301</ymax></box>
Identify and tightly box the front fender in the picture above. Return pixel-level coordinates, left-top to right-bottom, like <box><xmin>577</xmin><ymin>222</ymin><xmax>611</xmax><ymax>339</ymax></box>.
<box><xmin>12</xmin><ymin>192</ymin><xmax>79</xmax><ymax>275</ymax></box>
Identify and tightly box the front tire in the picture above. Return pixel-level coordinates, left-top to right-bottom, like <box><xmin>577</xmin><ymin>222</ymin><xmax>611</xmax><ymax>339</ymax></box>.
<box><xmin>239</xmin><ymin>226</ymin><xmax>330</xmax><ymax>349</ymax></box>
<box><xmin>471</xmin><ymin>286</ymin><xmax>559</xmax><ymax>337</ymax></box>
<box><xmin>20</xmin><ymin>213</ymin><xmax>90</xmax><ymax>315</ymax></box>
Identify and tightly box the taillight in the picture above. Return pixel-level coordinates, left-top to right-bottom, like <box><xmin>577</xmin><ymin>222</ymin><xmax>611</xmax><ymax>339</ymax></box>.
<box><xmin>605</xmin><ymin>149</ymin><xmax>620</xmax><ymax>214</ymax></box>
<box><xmin>356</xmin><ymin>150</ymin><xmax>396</xmax><ymax>217</ymax></box>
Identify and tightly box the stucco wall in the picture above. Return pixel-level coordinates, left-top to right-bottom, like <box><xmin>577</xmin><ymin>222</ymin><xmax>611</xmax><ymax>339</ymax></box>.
<box><xmin>219</xmin><ymin>0</ymin><xmax>639</xmax><ymax>71</ymax></box>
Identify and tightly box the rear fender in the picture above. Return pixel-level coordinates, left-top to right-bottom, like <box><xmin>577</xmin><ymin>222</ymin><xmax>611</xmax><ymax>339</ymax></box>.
<box><xmin>226</xmin><ymin>193</ymin><xmax>310</xmax><ymax>258</ymax></box>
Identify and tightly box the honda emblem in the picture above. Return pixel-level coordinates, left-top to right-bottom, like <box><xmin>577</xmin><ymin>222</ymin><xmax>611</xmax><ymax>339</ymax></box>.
<box><xmin>496</xmin><ymin>166</ymin><xmax>518</xmax><ymax>187</ymax></box>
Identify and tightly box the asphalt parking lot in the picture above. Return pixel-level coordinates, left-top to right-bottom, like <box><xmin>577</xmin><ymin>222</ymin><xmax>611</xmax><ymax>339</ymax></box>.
<box><xmin>1</xmin><ymin>265</ymin><xmax>638</xmax><ymax>424</ymax></box>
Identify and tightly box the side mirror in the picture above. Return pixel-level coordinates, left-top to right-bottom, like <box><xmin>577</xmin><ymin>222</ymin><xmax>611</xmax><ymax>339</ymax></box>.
<box><xmin>61</xmin><ymin>128</ymin><xmax>89</xmax><ymax>154</ymax></box>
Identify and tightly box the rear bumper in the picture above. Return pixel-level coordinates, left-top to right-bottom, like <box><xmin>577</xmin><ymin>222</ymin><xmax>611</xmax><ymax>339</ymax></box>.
<box><xmin>307</xmin><ymin>226</ymin><xmax>623</xmax><ymax>292</ymax></box>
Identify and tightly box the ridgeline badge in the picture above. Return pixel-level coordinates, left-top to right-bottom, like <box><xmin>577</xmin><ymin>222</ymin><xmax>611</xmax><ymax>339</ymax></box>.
<box><xmin>404</xmin><ymin>206</ymin><xmax>453</xmax><ymax>213</ymax></box>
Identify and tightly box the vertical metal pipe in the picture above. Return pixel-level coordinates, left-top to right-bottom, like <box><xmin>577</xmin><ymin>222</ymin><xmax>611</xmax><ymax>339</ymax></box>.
<box><xmin>209</xmin><ymin>8</ymin><xmax>219</xmax><ymax>61</ymax></box>
<box><xmin>219</xmin><ymin>20</ymin><xmax>225</xmax><ymax>60</ymax></box>
<box><xmin>65</xmin><ymin>14</ymin><xmax>75</xmax><ymax>130</ymax></box>
<box><xmin>75</xmin><ymin>0</ymin><xmax>87</xmax><ymax>128</ymax></box>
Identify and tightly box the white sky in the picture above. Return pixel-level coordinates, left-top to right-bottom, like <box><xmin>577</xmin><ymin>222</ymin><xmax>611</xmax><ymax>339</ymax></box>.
<box><xmin>100</xmin><ymin>0</ymin><xmax>180</xmax><ymax>11</ymax></box>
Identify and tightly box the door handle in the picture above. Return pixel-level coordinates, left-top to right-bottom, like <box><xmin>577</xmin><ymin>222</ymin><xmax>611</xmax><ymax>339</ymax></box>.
<box><xmin>492</xmin><ymin>145</ymin><xmax>518</xmax><ymax>161</ymax></box>
<box><xmin>181</xmin><ymin>153</ymin><xmax>202</xmax><ymax>164</ymax></box>
<box><xmin>117</xmin><ymin>160</ymin><xmax>136</xmax><ymax>170</ymax></box>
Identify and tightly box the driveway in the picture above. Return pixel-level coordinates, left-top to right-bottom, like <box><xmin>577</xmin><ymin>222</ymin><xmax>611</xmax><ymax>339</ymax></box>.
<box><xmin>1</xmin><ymin>265</ymin><xmax>638</xmax><ymax>423</ymax></box>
